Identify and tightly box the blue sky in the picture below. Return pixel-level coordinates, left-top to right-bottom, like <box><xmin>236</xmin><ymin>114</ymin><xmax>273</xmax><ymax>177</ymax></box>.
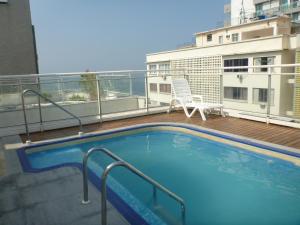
<box><xmin>30</xmin><ymin>0</ymin><xmax>228</xmax><ymax>73</ymax></box>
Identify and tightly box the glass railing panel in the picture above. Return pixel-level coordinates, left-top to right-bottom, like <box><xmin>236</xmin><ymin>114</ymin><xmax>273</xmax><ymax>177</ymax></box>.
<box><xmin>268</xmin><ymin>72</ymin><xmax>299</xmax><ymax>122</ymax></box>
<box><xmin>146</xmin><ymin>71</ymin><xmax>186</xmax><ymax>111</ymax></box>
<box><xmin>39</xmin><ymin>74</ymin><xmax>99</xmax><ymax>122</ymax></box>
<box><xmin>0</xmin><ymin>78</ymin><xmax>41</xmax><ymax>128</ymax></box>
<box><xmin>221</xmin><ymin>72</ymin><xmax>269</xmax><ymax>117</ymax></box>
<box><xmin>293</xmin><ymin>72</ymin><xmax>300</xmax><ymax>121</ymax></box>
<box><xmin>98</xmin><ymin>72</ymin><xmax>147</xmax><ymax>115</ymax></box>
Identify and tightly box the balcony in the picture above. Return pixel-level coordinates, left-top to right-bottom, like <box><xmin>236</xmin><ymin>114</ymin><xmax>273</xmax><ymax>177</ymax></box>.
<box><xmin>1</xmin><ymin>66</ymin><xmax>300</xmax><ymax>225</ymax></box>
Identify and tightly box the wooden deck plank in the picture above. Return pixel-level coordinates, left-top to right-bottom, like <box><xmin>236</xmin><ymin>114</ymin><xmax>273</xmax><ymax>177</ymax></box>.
<box><xmin>21</xmin><ymin>111</ymin><xmax>300</xmax><ymax>149</ymax></box>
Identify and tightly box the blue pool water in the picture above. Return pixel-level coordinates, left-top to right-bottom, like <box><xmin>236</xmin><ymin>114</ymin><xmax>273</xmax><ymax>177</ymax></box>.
<box><xmin>27</xmin><ymin>130</ymin><xmax>300</xmax><ymax>225</ymax></box>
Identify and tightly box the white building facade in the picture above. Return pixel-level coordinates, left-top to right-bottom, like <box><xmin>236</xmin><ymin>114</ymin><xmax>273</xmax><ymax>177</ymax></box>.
<box><xmin>227</xmin><ymin>0</ymin><xmax>300</xmax><ymax>26</ymax></box>
<box><xmin>146</xmin><ymin>16</ymin><xmax>300</xmax><ymax>120</ymax></box>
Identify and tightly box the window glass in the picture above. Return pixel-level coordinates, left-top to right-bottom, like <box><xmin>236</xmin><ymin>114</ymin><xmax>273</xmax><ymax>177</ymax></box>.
<box><xmin>207</xmin><ymin>34</ymin><xmax>212</xmax><ymax>42</ymax></box>
<box><xmin>149</xmin><ymin>64</ymin><xmax>157</xmax><ymax>75</ymax></box>
<box><xmin>219</xmin><ymin>35</ymin><xmax>223</xmax><ymax>44</ymax></box>
<box><xmin>292</xmin><ymin>12</ymin><xmax>300</xmax><ymax>21</ymax></box>
<box><xmin>232</xmin><ymin>33</ymin><xmax>239</xmax><ymax>42</ymax></box>
<box><xmin>253</xmin><ymin>88</ymin><xmax>274</xmax><ymax>104</ymax></box>
<box><xmin>253</xmin><ymin>56</ymin><xmax>275</xmax><ymax>72</ymax></box>
<box><xmin>224</xmin><ymin>58</ymin><xmax>248</xmax><ymax>72</ymax></box>
<box><xmin>159</xmin><ymin>84</ymin><xmax>171</xmax><ymax>94</ymax></box>
<box><xmin>224</xmin><ymin>87</ymin><xmax>248</xmax><ymax>101</ymax></box>
<box><xmin>150</xmin><ymin>83</ymin><xmax>157</xmax><ymax>92</ymax></box>
<box><xmin>159</xmin><ymin>63</ymin><xmax>170</xmax><ymax>75</ymax></box>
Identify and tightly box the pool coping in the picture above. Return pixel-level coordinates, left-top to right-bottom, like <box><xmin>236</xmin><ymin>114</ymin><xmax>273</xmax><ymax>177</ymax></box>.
<box><xmin>16</xmin><ymin>122</ymin><xmax>300</xmax><ymax>225</ymax></box>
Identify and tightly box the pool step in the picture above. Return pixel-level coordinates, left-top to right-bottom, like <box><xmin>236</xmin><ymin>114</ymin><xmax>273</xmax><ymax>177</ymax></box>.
<box><xmin>153</xmin><ymin>204</ymin><xmax>182</xmax><ymax>225</ymax></box>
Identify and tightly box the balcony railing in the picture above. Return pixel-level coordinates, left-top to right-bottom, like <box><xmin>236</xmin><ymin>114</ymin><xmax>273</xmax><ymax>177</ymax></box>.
<box><xmin>223</xmin><ymin>2</ymin><xmax>300</xmax><ymax>27</ymax></box>
<box><xmin>0</xmin><ymin>65</ymin><xmax>300</xmax><ymax>136</ymax></box>
<box><xmin>0</xmin><ymin>70</ymin><xmax>185</xmax><ymax>136</ymax></box>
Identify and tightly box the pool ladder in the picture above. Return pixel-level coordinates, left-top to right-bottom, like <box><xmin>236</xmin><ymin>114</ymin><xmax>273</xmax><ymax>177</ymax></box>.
<box><xmin>82</xmin><ymin>147</ymin><xmax>186</xmax><ymax>225</ymax></box>
<box><xmin>21</xmin><ymin>89</ymin><xmax>83</xmax><ymax>143</ymax></box>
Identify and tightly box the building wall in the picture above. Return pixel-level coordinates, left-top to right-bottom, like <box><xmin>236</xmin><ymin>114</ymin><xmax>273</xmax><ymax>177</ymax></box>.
<box><xmin>0</xmin><ymin>0</ymin><xmax>38</xmax><ymax>75</ymax></box>
<box><xmin>147</xmin><ymin>34</ymin><xmax>299</xmax><ymax>117</ymax></box>
<box><xmin>171</xmin><ymin>56</ymin><xmax>222</xmax><ymax>103</ymax></box>
<box><xmin>196</xmin><ymin>17</ymin><xmax>291</xmax><ymax>48</ymax></box>
<box><xmin>230</xmin><ymin>0</ymin><xmax>300</xmax><ymax>25</ymax></box>
<box><xmin>222</xmin><ymin>52</ymin><xmax>283</xmax><ymax>115</ymax></box>
<box><xmin>147</xmin><ymin>35</ymin><xmax>292</xmax><ymax>62</ymax></box>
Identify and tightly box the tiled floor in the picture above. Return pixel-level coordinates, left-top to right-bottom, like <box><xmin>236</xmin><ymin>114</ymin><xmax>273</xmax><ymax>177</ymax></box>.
<box><xmin>22</xmin><ymin>111</ymin><xmax>300</xmax><ymax>149</ymax></box>
<box><xmin>0</xmin><ymin>167</ymin><xmax>129</xmax><ymax>225</ymax></box>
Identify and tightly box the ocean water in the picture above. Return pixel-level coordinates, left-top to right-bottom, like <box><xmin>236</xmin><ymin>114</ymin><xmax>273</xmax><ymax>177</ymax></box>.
<box><xmin>39</xmin><ymin>75</ymin><xmax>146</xmax><ymax>97</ymax></box>
<box><xmin>27</xmin><ymin>130</ymin><xmax>300</xmax><ymax>225</ymax></box>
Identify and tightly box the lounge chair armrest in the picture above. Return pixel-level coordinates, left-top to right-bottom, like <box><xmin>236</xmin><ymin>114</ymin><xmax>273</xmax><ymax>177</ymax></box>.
<box><xmin>192</xmin><ymin>95</ymin><xmax>203</xmax><ymax>103</ymax></box>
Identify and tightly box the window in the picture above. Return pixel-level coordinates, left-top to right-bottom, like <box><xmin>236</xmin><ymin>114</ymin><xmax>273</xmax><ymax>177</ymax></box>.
<box><xmin>159</xmin><ymin>84</ymin><xmax>171</xmax><ymax>94</ymax></box>
<box><xmin>158</xmin><ymin>63</ymin><xmax>170</xmax><ymax>75</ymax></box>
<box><xmin>232</xmin><ymin>33</ymin><xmax>239</xmax><ymax>42</ymax></box>
<box><xmin>224</xmin><ymin>58</ymin><xmax>248</xmax><ymax>72</ymax></box>
<box><xmin>219</xmin><ymin>35</ymin><xmax>223</xmax><ymax>44</ymax></box>
<box><xmin>224</xmin><ymin>87</ymin><xmax>248</xmax><ymax>101</ymax></box>
<box><xmin>149</xmin><ymin>64</ymin><xmax>157</xmax><ymax>75</ymax></box>
<box><xmin>253</xmin><ymin>88</ymin><xmax>274</xmax><ymax>104</ymax></box>
<box><xmin>207</xmin><ymin>34</ymin><xmax>212</xmax><ymax>42</ymax></box>
<box><xmin>255</xmin><ymin>3</ymin><xmax>263</xmax><ymax>16</ymax></box>
<box><xmin>150</xmin><ymin>83</ymin><xmax>157</xmax><ymax>92</ymax></box>
<box><xmin>292</xmin><ymin>12</ymin><xmax>300</xmax><ymax>21</ymax></box>
<box><xmin>253</xmin><ymin>56</ymin><xmax>275</xmax><ymax>72</ymax></box>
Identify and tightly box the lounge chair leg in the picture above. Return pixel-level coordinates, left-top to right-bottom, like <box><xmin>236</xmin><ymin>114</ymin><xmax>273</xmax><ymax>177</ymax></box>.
<box><xmin>188</xmin><ymin>108</ymin><xmax>198</xmax><ymax>118</ymax></box>
<box><xmin>199</xmin><ymin>109</ymin><xmax>206</xmax><ymax>121</ymax></box>
<box><xmin>221</xmin><ymin>108</ymin><xmax>225</xmax><ymax>117</ymax></box>
<box><xmin>167</xmin><ymin>100</ymin><xmax>175</xmax><ymax>113</ymax></box>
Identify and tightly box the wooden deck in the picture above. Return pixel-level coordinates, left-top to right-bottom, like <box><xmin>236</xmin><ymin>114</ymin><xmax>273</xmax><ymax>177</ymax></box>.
<box><xmin>21</xmin><ymin>111</ymin><xmax>300</xmax><ymax>149</ymax></box>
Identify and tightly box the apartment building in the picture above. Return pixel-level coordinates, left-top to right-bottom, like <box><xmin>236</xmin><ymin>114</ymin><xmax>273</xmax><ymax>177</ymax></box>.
<box><xmin>227</xmin><ymin>0</ymin><xmax>300</xmax><ymax>26</ymax></box>
<box><xmin>0</xmin><ymin>0</ymin><xmax>38</xmax><ymax>75</ymax></box>
<box><xmin>146</xmin><ymin>16</ymin><xmax>300</xmax><ymax>119</ymax></box>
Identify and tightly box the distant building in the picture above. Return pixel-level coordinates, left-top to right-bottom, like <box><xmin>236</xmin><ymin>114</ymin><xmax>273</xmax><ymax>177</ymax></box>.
<box><xmin>225</xmin><ymin>0</ymin><xmax>300</xmax><ymax>26</ymax></box>
<box><xmin>0</xmin><ymin>0</ymin><xmax>38</xmax><ymax>75</ymax></box>
<box><xmin>146</xmin><ymin>16</ymin><xmax>300</xmax><ymax>118</ymax></box>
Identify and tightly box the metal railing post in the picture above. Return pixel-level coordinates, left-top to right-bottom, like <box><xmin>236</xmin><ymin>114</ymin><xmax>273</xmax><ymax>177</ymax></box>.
<box><xmin>21</xmin><ymin>89</ymin><xmax>30</xmax><ymax>143</ymax></box>
<box><xmin>101</xmin><ymin>161</ymin><xmax>124</xmax><ymax>225</ymax></box>
<box><xmin>220</xmin><ymin>68</ymin><xmax>224</xmax><ymax>105</ymax></box>
<box><xmin>19</xmin><ymin>80</ymin><xmax>30</xmax><ymax>142</ymax></box>
<box><xmin>129</xmin><ymin>72</ymin><xmax>133</xmax><ymax>96</ymax></box>
<box><xmin>152</xmin><ymin>186</ymin><xmax>157</xmax><ymax>205</ymax></box>
<box><xmin>145</xmin><ymin>74</ymin><xmax>149</xmax><ymax>113</ymax></box>
<box><xmin>96</xmin><ymin>77</ymin><xmax>102</xmax><ymax>122</ymax></box>
<box><xmin>267</xmin><ymin>66</ymin><xmax>272</xmax><ymax>124</ymax></box>
<box><xmin>82</xmin><ymin>153</ymin><xmax>90</xmax><ymax>204</ymax></box>
<box><xmin>81</xmin><ymin>147</ymin><xmax>123</xmax><ymax>204</ymax></box>
<box><xmin>37</xmin><ymin>77</ymin><xmax>43</xmax><ymax>131</ymax></box>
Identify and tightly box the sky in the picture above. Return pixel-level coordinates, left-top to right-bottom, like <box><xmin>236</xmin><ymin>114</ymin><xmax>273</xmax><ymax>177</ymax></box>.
<box><xmin>30</xmin><ymin>0</ymin><xmax>228</xmax><ymax>73</ymax></box>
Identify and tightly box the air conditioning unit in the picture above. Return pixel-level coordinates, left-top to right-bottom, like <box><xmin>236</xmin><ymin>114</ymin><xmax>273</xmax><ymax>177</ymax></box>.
<box><xmin>0</xmin><ymin>0</ymin><xmax>8</xmax><ymax>3</ymax></box>
<box><xmin>226</xmin><ymin>34</ymin><xmax>231</xmax><ymax>39</ymax></box>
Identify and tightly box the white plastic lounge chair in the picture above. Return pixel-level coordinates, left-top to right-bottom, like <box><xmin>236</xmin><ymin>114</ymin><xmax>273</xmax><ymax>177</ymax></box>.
<box><xmin>168</xmin><ymin>78</ymin><xmax>225</xmax><ymax>121</ymax></box>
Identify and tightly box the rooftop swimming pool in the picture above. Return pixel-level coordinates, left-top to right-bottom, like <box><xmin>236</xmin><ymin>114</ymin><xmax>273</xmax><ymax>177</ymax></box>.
<box><xmin>18</xmin><ymin>123</ymin><xmax>300</xmax><ymax>225</ymax></box>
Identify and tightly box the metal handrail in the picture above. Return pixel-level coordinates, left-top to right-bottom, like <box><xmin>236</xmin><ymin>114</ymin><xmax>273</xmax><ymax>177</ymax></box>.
<box><xmin>81</xmin><ymin>147</ymin><xmax>186</xmax><ymax>225</ymax></box>
<box><xmin>101</xmin><ymin>161</ymin><xmax>186</xmax><ymax>225</ymax></box>
<box><xmin>21</xmin><ymin>89</ymin><xmax>83</xmax><ymax>143</ymax></box>
<box><xmin>82</xmin><ymin>147</ymin><xmax>123</xmax><ymax>204</ymax></box>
